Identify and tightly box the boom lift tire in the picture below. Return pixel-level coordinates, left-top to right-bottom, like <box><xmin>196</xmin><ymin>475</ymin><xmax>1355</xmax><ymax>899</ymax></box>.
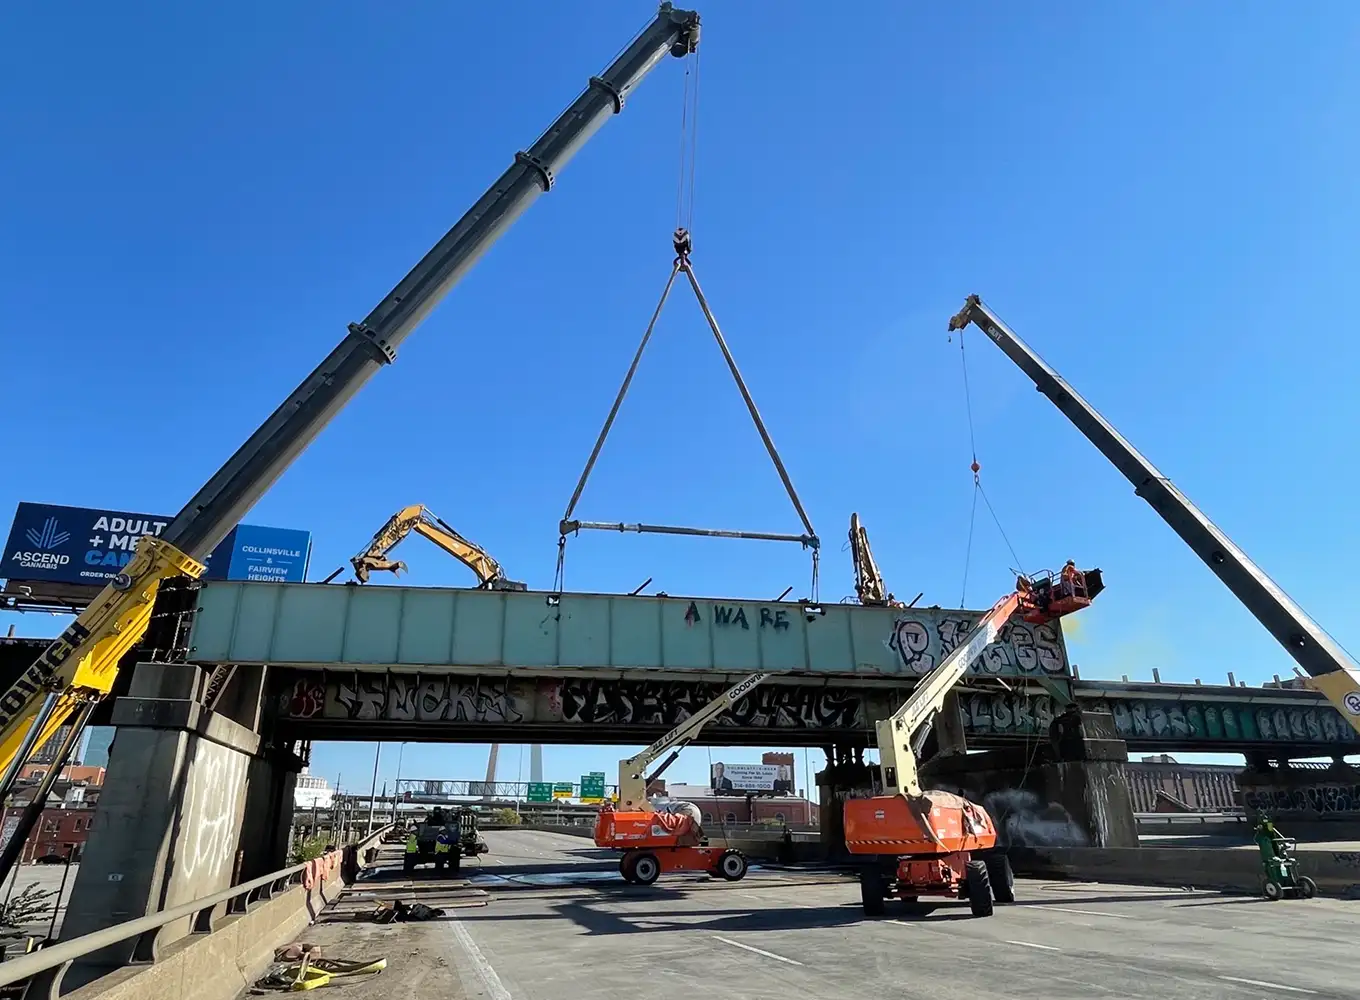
<box><xmin>859</xmin><ymin>870</ymin><xmax>887</xmax><ymax>917</ymax></box>
<box><xmin>716</xmin><ymin>850</ymin><xmax>748</xmax><ymax>881</ymax></box>
<box><xmin>631</xmin><ymin>852</ymin><xmax>661</xmax><ymax>886</ymax></box>
<box><xmin>965</xmin><ymin>859</ymin><xmax>994</xmax><ymax>918</ymax></box>
<box><xmin>986</xmin><ymin>853</ymin><xmax>1016</xmax><ymax>904</ymax></box>
<box><xmin>620</xmin><ymin>855</ymin><xmax>639</xmax><ymax>883</ymax></box>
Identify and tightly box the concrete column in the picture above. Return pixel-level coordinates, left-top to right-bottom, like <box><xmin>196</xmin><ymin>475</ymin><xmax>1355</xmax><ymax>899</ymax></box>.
<box><xmin>815</xmin><ymin>753</ymin><xmax>877</xmax><ymax>860</ymax></box>
<box><xmin>59</xmin><ymin>661</ymin><xmax>271</xmax><ymax>988</ymax></box>
<box><xmin>927</xmin><ymin>708</ymin><xmax>1139</xmax><ymax>848</ymax></box>
<box><xmin>932</xmin><ymin>690</ymin><xmax>968</xmax><ymax>756</ymax></box>
<box><xmin>238</xmin><ymin>748</ymin><xmax>304</xmax><ymax>881</ymax></box>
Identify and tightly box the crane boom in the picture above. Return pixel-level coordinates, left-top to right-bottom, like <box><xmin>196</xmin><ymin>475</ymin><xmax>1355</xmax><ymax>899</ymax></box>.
<box><xmin>616</xmin><ymin>672</ymin><xmax>768</xmax><ymax>809</ymax></box>
<box><xmin>877</xmin><ymin>593</ymin><xmax>1020</xmax><ymax>798</ymax></box>
<box><xmin>351</xmin><ymin>505</ymin><xmax>526</xmax><ymax>590</ymax></box>
<box><xmin>948</xmin><ymin>294</ymin><xmax>1360</xmax><ymax>732</ymax></box>
<box><xmin>0</xmin><ymin>4</ymin><xmax>701</xmax><ymax>862</ymax></box>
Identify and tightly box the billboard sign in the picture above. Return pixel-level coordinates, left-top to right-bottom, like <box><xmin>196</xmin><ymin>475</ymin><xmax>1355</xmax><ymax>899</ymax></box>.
<box><xmin>3</xmin><ymin>502</ymin><xmax>311</xmax><ymax>588</ymax></box>
<box><xmin>710</xmin><ymin>762</ymin><xmax>779</xmax><ymax>794</ymax></box>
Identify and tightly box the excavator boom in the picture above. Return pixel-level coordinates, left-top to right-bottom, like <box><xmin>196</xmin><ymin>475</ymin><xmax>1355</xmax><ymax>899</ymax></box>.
<box><xmin>0</xmin><ymin>4</ymin><xmax>701</xmax><ymax>880</ymax></box>
<box><xmin>351</xmin><ymin>505</ymin><xmax>525</xmax><ymax>590</ymax></box>
<box><xmin>949</xmin><ymin>295</ymin><xmax>1360</xmax><ymax>733</ymax></box>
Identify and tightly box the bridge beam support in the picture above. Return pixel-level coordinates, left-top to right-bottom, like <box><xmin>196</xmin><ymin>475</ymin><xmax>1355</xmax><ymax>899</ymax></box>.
<box><xmin>926</xmin><ymin>707</ymin><xmax>1139</xmax><ymax>848</ymax></box>
<box><xmin>57</xmin><ymin>661</ymin><xmax>294</xmax><ymax>989</ymax></box>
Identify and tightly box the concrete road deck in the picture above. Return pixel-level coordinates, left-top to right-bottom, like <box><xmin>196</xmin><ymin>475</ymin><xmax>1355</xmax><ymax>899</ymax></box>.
<box><xmin>270</xmin><ymin>829</ymin><xmax>1354</xmax><ymax>1000</ymax></box>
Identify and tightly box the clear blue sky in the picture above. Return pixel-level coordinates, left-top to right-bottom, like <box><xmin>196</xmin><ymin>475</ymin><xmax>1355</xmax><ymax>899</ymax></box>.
<box><xmin>4</xmin><ymin>3</ymin><xmax>1359</xmax><ymax>794</ymax></box>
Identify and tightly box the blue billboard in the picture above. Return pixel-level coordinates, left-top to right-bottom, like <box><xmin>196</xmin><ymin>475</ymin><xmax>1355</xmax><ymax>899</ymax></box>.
<box><xmin>3</xmin><ymin>502</ymin><xmax>311</xmax><ymax>587</ymax></box>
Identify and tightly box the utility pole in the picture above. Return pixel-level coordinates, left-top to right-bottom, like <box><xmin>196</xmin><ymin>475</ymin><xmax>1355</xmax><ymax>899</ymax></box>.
<box><xmin>367</xmin><ymin>743</ymin><xmax>382</xmax><ymax>836</ymax></box>
<box><xmin>392</xmin><ymin>742</ymin><xmax>407</xmax><ymax>824</ymax></box>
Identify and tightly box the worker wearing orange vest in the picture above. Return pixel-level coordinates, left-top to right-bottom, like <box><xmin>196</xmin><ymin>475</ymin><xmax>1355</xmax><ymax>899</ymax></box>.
<box><xmin>1060</xmin><ymin>560</ymin><xmax>1082</xmax><ymax>598</ymax></box>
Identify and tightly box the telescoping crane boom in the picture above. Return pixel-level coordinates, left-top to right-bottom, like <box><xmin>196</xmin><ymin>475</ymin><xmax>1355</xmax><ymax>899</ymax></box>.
<box><xmin>349</xmin><ymin>504</ymin><xmax>526</xmax><ymax>590</ymax></box>
<box><xmin>948</xmin><ymin>295</ymin><xmax>1360</xmax><ymax>734</ymax></box>
<box><xmin>846</xmin><ymin>580</ymin><xmax>1099</xmax><ymax>918</ymax></box>
<box><xmin>0</xmin><ymin>4</ymin><xmax>702</xmax><ymax>878</ymax></box>
<box><xmin>595</xmin><ymin>672</ymin><xmax>768</xmax><ymax>885</ymax></box>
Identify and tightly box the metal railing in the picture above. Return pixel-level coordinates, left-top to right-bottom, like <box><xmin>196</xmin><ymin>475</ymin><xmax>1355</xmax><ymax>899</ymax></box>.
<box><xmin>0</xmin><ymin>824</ymin><xmax>392</xmax><ymax>995</ymax></box>
<box><xmin>1134</xmin><ymin>811</ymin><xmax>1248</xmax><ymax>826</ymax></box>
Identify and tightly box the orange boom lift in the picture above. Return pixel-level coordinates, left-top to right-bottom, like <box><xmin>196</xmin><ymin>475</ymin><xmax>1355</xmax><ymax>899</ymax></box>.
<box><xmin>595</xmin><ymin>673</ymin><xmax>768</xmax><ymax>885</ymax></box>
<box><xmin>846</xmin><ymin>571</ymin><xmax>1099</xmax><ymax>917</ymax></box>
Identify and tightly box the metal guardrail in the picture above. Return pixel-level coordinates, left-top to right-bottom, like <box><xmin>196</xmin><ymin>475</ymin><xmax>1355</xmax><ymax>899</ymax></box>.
<box><xmin>0</xmin><ymin>824</ymin><xmax>393</xmax><ymax>993</ymax></box>
<box><xmin>1134</xmin><ymin>812</ymin><xmax>1248</xmax><ymax>826</ymax></box>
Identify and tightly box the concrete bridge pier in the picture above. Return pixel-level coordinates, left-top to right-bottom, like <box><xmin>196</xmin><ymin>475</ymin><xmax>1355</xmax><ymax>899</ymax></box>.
<box><xmin>926</xmin><ymin>706</ymin><xmax>1139</xmax><ymax>848</ymax></box>
<box><xmin>58</xmin><ymin>661</ymin><xmax>295</xmax><ymax>988</ymax></box>
<box><xmin>816</xmin><ymin>745</ymin><xmax>876</xmax><ymax>859</ymax></box>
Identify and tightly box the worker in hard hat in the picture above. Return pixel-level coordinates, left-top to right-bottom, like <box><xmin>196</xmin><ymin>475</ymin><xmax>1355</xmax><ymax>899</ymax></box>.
<box><xmin>433</xmin><ymin>828</ymin><xmax>454</xmax><ymax>874</ymax></box>
<box><xmin>403</xmin><ymin>829</ymin><xmax>420</xmax><ymax>875</ymax></box>
<box><xmin>1060</xmin><ymin>560</ymin><xmax>1083</xmax><ymax>599</ymax></box>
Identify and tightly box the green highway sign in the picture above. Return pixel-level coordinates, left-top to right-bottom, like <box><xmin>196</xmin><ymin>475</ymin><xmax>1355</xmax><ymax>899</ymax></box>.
<box><xmin>527</xmin><ymin>782</ymin><xmax>552</xmax><ymax>803</ymax></box>
<box><xmin>552</xmin><ymin>782</ymin><xmax>575</xmax><ymax>800</ymax></box>
<box><xmin>580</xmin><ymin>772</ymin><xmax>606</xmax><ymax>803</ymax></box>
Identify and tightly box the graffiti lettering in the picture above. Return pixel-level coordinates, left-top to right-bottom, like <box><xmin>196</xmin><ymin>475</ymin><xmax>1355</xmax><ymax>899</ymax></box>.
<box><xmin>1106</xmin><ymin>698</ymin><xmax>1359</xmax><ymax>746</ymax></box>
<box><xmin>1243</xmin><ymin>783</ymin><xmax>1360</xmax><ymax>817</ymax></box>
<box><xmin>301</xmin><ymin>674</ymin><xmax>525</xmax><ymax>723</ymax></box>
<box><xmin>709</xmin><ymin>604</ymin><xmax>791</xmax><ymax>631</ymax></box>
<box><xmin>888</xmin><ymin>614</ymin><xmax>1067</xmax><ymax>677</ymax></box>
<box><xmin>959</xmin><ymin>692</ymin><xmax>1058</xmax><ymax>736</ymax></box>
<box><xmin>713</xmin><ymin>605</ymin><xmax>749</xmax><ymax>630</ymax></box>
<box><xmin>551</xmin><ymin>677</ymin><xmax>863</xmax><ymax>730</ymax></box>
<box><xmin>179</xmin><ymin>740</ymin><xmax>247</xmax><ymax>885</ymax></box>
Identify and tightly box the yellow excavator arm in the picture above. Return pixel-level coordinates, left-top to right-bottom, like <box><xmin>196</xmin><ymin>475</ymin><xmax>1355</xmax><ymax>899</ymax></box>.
<box><xmin>350</xmin><ymin>505</ymin><xmax>525</xmax><ymax>591</ymax></box>
<box><xmin>850</xmin><ymin>513</ymin><xmax>904</xmax><ymax>608</ymax></box>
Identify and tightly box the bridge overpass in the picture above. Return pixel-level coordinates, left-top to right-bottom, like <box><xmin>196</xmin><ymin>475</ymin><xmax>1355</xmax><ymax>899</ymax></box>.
<box><xmin>188</xmin><ymin>580</ymin><xmax>1360</xmax><ymax>757</ymax></box>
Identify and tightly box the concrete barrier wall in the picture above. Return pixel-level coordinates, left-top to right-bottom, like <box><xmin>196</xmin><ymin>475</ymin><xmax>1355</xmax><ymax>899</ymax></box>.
<box><xmin>1010</xmin><ymin>845</ymin><xmax>1360</xmax><ymax>899</ymax></box>
<box><xmin>61</xmin><ymin>833</ymin><xmax>388</xmax><ymax>1000</ymax></box>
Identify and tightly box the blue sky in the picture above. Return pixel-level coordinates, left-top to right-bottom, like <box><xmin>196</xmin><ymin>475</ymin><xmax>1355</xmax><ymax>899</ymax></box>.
<box><xmin>4</xmin><ymin>3</ymin><xmax>1359</xmax><ymax>795</ymax></box>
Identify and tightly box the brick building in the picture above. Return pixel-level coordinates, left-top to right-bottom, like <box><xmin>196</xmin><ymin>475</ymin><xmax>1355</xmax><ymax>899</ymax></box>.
<box><xmin>0</xmin><ymin>807</ymin><xmax>94</xmax><ymax>863</ymax></box>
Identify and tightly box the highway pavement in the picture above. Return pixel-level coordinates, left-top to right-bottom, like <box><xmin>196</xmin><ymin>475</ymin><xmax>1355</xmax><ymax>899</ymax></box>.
<box><xmin>278</xmin><ymin>829</ymin><xmax>1355</xmax><ymax>1000</ymax></box>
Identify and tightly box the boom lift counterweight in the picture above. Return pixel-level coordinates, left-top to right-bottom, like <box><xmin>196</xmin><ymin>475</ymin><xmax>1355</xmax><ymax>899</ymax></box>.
<box><xmin>948</xmin><ymin>295</ymin><xmax>1360</xmax><ymax>734</ymax></box>
<box><xmin>0</xmin><ymin>4</ymin><xmax>702</xmax><ymax>885</ymax></box>
<box><xmin>595</xmin><ymin>672</ymin><xmax>768</xmax><ymax>884</ymax></box>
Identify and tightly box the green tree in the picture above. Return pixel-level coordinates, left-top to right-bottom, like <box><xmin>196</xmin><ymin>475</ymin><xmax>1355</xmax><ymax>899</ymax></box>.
<box><xmin>290</xmin><ymin>835</ymin><xmax>329</xmax><ymax>864</ymax></box>
<box><xmin>490</xmin><ymin>808</ymin><xmax>522</xmax><ymax>825</ymax></box>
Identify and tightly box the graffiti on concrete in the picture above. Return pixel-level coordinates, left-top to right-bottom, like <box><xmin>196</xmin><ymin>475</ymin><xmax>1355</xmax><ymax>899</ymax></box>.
<box><xmin>1242</xmin><ymin>782</ymin><xmax>1360</xmax><ymax>817</ymax></box>
<box><xmin>959</xmin><ymin>692</ymin><xmax>1060</xmax><ymax>736</ymax></box>
<box><xmin>546</xmin><ymin>678</ymin><xmax>864</xmax><ymax>729</ymax></box>
<box><xmin>179</xmin><ymin>739</ymin><xmax>247</xmax><ymax>885</ymax></box>
<box><xmin>275</xmin><ymin>671</ymin><xmax>866</xmax><ymax>730</ymax></box>
<box><xmin>1108</xmin><ymin>699</ymin><xmax>1359</xmax><ymax>746</ymax></box>
<box><xmin>888</xmin><ymin>612</ymin><xmax>1068</xmax><ymax>677</ymax></box>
